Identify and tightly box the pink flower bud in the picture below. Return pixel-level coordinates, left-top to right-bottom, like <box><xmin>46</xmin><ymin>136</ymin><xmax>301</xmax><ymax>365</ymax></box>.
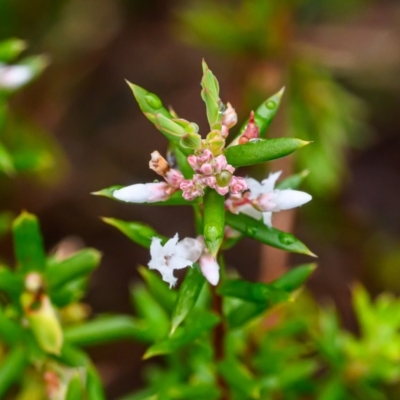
<box><xmin>187</xmin><ymin>154</ymin><xmax>200</xmax><ymax>171</ymax></box>
<box><xmin>113</xmin><ymin>182</ymin><xmax>171</xmax><ymax>203</ymax></box>
<box><xmin>197</xmin><ymin>149</ymin><xmax>213</xmax><ymax>164</ymax></box>
<box><xmin>214</xmin><ymin>155</ymin><xmax>228</xmax><ymax>173</ymax></box>
<box><xmin>221</xmin><ymin>125</ymin><xmax>229</xmax><ymax>139</ymax></box>
<box><xmin>222</xmin><ymin>102</ymin><xmax>237</xmax><ymax>129</ymax></box>
<box><xmin>199</xmin><ymin>254</ymin><xmax>220</xmax><ymax>285</ymax></box>
<box><xmin>239</xmin><ymin>111</ymin><xmax>259</xmax><ymax>144</ymax></box>
<box><xmin>200</xmin><ymin>163</ymin><xmax>214</xmax><ymax>175</ymax></box>
<box><xmin>165</xmin><ymin>169</ymin><xmax>184</xmax><ymax>188</ymax></box>
<box><xmin>229</xmin><ymin>176</ymin><xmax>248</xmax><ymax>194</ymax></box>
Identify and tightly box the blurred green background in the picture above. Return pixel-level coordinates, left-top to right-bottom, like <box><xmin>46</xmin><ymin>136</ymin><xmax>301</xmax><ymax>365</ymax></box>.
<box><xmin>1</xmin><ymin>0</ymin><xmax>400</xmax><ymax>397</ymax></box>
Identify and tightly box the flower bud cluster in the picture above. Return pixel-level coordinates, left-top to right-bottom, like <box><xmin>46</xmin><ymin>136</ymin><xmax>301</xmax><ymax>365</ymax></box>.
<box><xmin>180</xmin><ymin>149</ymin><xmax>248</xmax><ymax>200</ymax></box>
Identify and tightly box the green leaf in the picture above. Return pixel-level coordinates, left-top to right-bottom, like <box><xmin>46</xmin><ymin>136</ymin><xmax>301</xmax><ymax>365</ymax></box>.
<box><xmin>226</xmin><ymin>301</ymin><xmax>269</xmax><ymax>329</ymax></box>
<box><xmin>225</xmin><ymin>138</ymin><xmax>310</xmax><ymax>167</ymax></box>
<box><xmin>66</xmin><ymin>372</ymin><xmax>84</xmax><ymax>400</ymax></box>
<box><xmin>218</xmin><ymin>357</ymin><xmax>260</xmax><ymax>399</ymax></box>
<box><xmin>49</xmin><ymin>277</ymin><xmax>88</xmax><ymax>307</ymax></box>
<box><xmin>144</xmin><ymin>310</ymin><xmax>219</xmax><ymax>359</ymax></box>
<box><xmin>218</xmin><ymin>279</ymin><xmax>289</xmax><ymax>304</ymax></box>
<box><xmin>0</xmin><ymin>38</ymin><xmax>26</xmax><ymax>62</ymax></box>
<box><xmin>0</xmin><ymin>267</ymin><xmax>23</xmax><ymax>301</ymax></box>
<box><xmin>102</xmin><ymin>218</ymin><xmax>165</xmax><ymax>249</ymax></box>
<box><xmin>12</xmin><ymin>211</ymin><xmax>46</xmax><ymax>273</ymax></box>
<box><xmin>64</xmin><ymin>315</ymin><xmax>152</xmax><ymax>346</ymax></box>
<box><xmin>201</xmin><ymin>60</ymin><xmax>221</xmax><ymax>130</ymax></box>
<box><xmin>138</xmin><ymin>266</ymin><xmax>177</xmax><ymax>314</ymax></box>
<box><xmin>225</xmin><ymin>212</ymin><xmax>316</xmax><ymax>257</ymax></box>
<box><xmin>272</xmin><ymin>263</ymin><xmax>316</xmax><ymax>292</ymax></box>
<box><xmin>0</xmin><ymin>141</ymin><xmax>15</xmax><ymax>175</ymax></box>
<box><xmin>93</xmin><ymin>186</ymin><xmax>198</xmax><ymax>205</ymax></box>
<box><xmin>170</xmin><ymin>145</ymin><xmax>193</xmax><ymax>179</ymax></box>
<box><xmin>276</xmin><ymin>170</ymin><xmax>309</xmax><ymax>190</ymax></box>
<box><xmin>230</xmin><ymin>88</ymin><xmax>285</xmax><ymax>146</ymax></box>
<box><xmin>59</xmin><ymin>344</ymin><xmax>90</xmax><ymax>368</ymax></box>
<box><xmin>0</xmin><ymin>306</ymin><xmax>25</xmax><ymax>345</ymax></box>
<box><xmin>0</xmin><ymin>211</ymin><xmax>14</xmax><ymax>238</ymax></box>
<box><xmin>0</xmin><ymin>346</ymin><xmax>28</xmax><ymax>398</ymax></box>
<box><xmin>46</xmin><ymin>249</ymin><xmax>101</xmax><ymax>289</ymax></box>
<box><xmin>170</xmin><ymin>265</ymin><xmax>205</xmax><ymax>334</ymax></box>
<box><xmin>87</xmin><ymin>367</ymin><xmax>106</xmax><ymax>400</ymax></box>
<box><xmin>203</xmin><ymin>188</ymin><xmax>225</xmax><ymax>257</ymax></box>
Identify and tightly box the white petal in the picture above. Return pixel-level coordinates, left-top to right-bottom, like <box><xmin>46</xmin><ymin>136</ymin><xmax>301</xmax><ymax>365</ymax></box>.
<box><xmin>200</xmin><ymin>254</ymin><xmax>220</xmax><ymax>285</ymax></box>
<box><xmin>175</xmin><ymin>238</ymin><xmax>203</xmax><ymax>263</ymax></box>
<box><xmin>262</xmin><ymin>212</ymin><xmax>273</xmax><ymax>227</ymax></box>
<box><xmin>113</xmin><ymin>184</ymin><xmax>151</xmax><ymax>202</ymax></box>
<box><xmin>170</xmin><ymin>255</ymin><xmax>193</xmax><ymax>270</ymax></box>
<box><xmin>157</xmin><ymin>266</ymin><xmax>178</xmax><ymax>288</ymax></box>
<box><xmin>244</xmin><ymin>177</ymin><xmax>264</xmax><ymax>199</ymax></box>
<box><xmin>0</xmin><ymin>65</ymin><xmax>33</xmax><ymax>89</ymax></box>
<box><xmin>271</xmin><ymin>189</ymin><xmax>312</xmax><ymax>211</ymax></box>
<box><xmin>237</xmin><ymin>204</ymin><xmax>263</xmax><ymax>221</ymax></box>
<box><xmin>261</xmin><ymin>171</ymin><xmax>282</xmax><ymax>193</ymax></box>
<box><xmin>149</xmin><ymin>237</ymin><xmax>163</xmax><ymax>260</ymax></box>
<box><xmin>163</xmin><ymin>234</ymin><xmax>179</xmax><ymax>254</ymax></box>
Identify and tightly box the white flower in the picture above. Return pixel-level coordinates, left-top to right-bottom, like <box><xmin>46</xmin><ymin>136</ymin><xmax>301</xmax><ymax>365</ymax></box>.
<box><xmin>199</xmin><ymin>254</ymin><xmax>220</xmax><ymax>286</ymax></box>
<box><xmin>0</xmin><ymin>63</ymin><xmax>33</xmax><ymax>89</ymax></box>
<box><xmin>148</xmin><ymin>234</ymin><xmax>203</xmax><ymax>287</ymax></box>
<box><xmin>229</xmin><ymin>171</ymin><xmax>312</xmax><ymax>227</ymax></box>
<box><xmin>113</xmin><ymin>182</ymin><xmax>170</xmax><ymax>203</ymax></box>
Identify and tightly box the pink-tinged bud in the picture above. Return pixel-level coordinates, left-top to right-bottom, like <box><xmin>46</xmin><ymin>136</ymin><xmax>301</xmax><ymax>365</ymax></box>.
<box><xmin>214</xmin><ymin>155</ymin><xmax>228</xmax><ymax>173</ymax></box>
<box><xmin>229</xmin><ymin>176</ymin><xmax>248</xmax><ymax>194</ymax></box>
<box><xmin>165</xmin><ymin>169</ymin><xmax>184</xmax><ymax>188</ymax></box>
<box><xmin>222</xmin><ymin>102</ymin><xmax>237</xmax><ymax>129</ymax></box>
<box><xmin>197</xmin><ymin>149</ymin><xmax>213</xmax><ymax>164</ymax></box>
<box><xmin>221</xmin><ymin>125</ymin><xmax>229</xmax><ymax>139</ymax></box>
<box><xmin>180</xmin><ymin>178</ymin><xmax>205</xmax><ymax>201</ymax></box>
<box><xmin>253</xmin><ymin>193</ymin><xmax>276</xmax><ymax>211</ymax></box>
<box><xmin>149</xmin><ymin>151</ymin><xmax>170</xmax><ymax>177</ymax></box>
<box><xmin>239</xmin><ymin>111</ymin><xmax>259</xmax><ymax>144</ymax></box>
<box><xmin>113</xmin><ymin>182</ymin><xmax>170</xmax><ymax>203</ymax></box>
<box><xmin>199</xmin><ymin>254</ymin><xmax>220</xmax><ymax>285</ymax></box>
<box><xmin>187</xmin><ymin>154</ymin><xmax>199</xmax><ymax>171</ymax></box>
<box><xmin>215</xmin><ymin>186</ymin><xmax>230</xmax><ymax>196</ymax></box>
<box><xmin>200</xmin><ymin>163</ymin><xmax>214</xmax><ymax>175</ymax></box>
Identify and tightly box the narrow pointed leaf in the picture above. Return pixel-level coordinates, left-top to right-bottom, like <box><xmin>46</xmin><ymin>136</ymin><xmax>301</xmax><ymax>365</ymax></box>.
<box><xmin>225</xmin><ymin>138</ymin><xmax>310</xmax><ymax>167</ymax></box>
<box><xmin>276</xmin><ymin>170</ymin><xmax>309</xmax><ymax>190</ymax></box>
<box><xmin>49</xmin><ymin>277</ymin><xmax>87</xmax><ymax>307</ymax></box>
<box><xmin>170</xmin><ymin>265</ymin><xmax>205</xmax><ymax>334</ymax></box>
<box><xmin>272</xmin><ymin>263</ymin><xmax>317</xmax><ymax>292</ymax></box>
<box><xmin>144</xmin><ymin>311</ymin><xmax>219</xmax><ymax>359</ymax></box>
<box><xmin>203</xmin><ymin>188</ymin><xmax>225</xmax><ymax>257</ymax></box>
<box><xmin>217</xmin><ymin>279</ymin><xmax>289</xmax><ymax>304</ymax></box>
<box><xmin>0</xmin><ymin>142</ymin><xmax>15</xmax><ymax>175</ymax></box>
<box><xmin>87</xmin><ymin>367</ymin><xmax>106</xmax><ymax>400</ymax></box>
<box><xmin>12</xmin><ymin>212</ymin><xmax>46</xmax><ymax>273</ymax></box>
<box><xmin>0</xmin><ymin>307</ymin><xmax>25</xmax><ymax>345</ymax></box>
<box><xmin>64</xmin><ymin>315</ymin><xmax>152</xmax><ymax>346</ymax></box>
<box><xmin>93</xmin><ymin>186</ymin><xmax>198</xmax><ymax>205</ymax></box>
<box><xmin>102</xmin><ymin>218</ymin><xmax>165</xmax><ymax>249</ymax></box>
<box><xmin>46</xmin><ymin>249</ymin><xmax>101</xmax><ymax>289</ymax></box>
<box><xmin>226</xmin><ymin>302</ymin><xmax>269</xmax><ymax>329</ymax></box>
<box><xmin>201</xmin><ymin>60</ymin><xmax>221</xmax><ymax>130</ymax></box>
<box><xmin>170</xmin><ymin>145</ymin><xmax>193</xmax><ymax>179</ymax></box>
<box><xmin>0</xmin><ymin>38</ymin><xmax>26</xmax><ymax>62</ymax></box>
<box><xmin>0</xmin><ymin>346</ymin><xmax>28</xmax><ymax>398</ymax></box>
<box><xmin>225</xmin><ymin>212</ymin><xmax>315</xmax><ymax>256</ymax></box>
<box><xmin>138</xmin><ymin>266</ymin><xmax>177</xmax><ymax>314</ymax></box>
<box><xmin>0</xmin><ymin>267</ymin><xmax>23</xmax><ymax>301</ymax></box>
<box><xmin>66</xmin><ymin>373</ymin><xmax>84</xmax><ymax>400</ymax></box>
<box><xmin>230</xmin><ymin>88</ymin><xmax>285</xmax><ymax>146</ymax></box>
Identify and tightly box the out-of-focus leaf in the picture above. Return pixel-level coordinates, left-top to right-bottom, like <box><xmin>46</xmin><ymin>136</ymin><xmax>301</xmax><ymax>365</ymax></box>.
<box><xmin>12</xmin><ymin>211</ymin><xmax>46</xmax><ymax>273</ymax></box>
<box><xmin>218</xmin><ymin>279</ymin><xmax>289</xmax><ymax>304</ymax></box>
<box><xmin>0</xmin><ymin>306</ymin><xmax>25</xmax><ymax>345</ymax></box>
<box><xmin>0</xmin><ymin>346</ymin><xmax>28</xmax><ymax>398</ymax></box>
<box><xmin>225</xmin><ymin>212</ymin><xmax>315</xmax><ymax>256</ymax></box>
<box><xmin>0</xmin><ymin>267</ymin><xmax>23</xmax><ymax>301</ymax></box>
<box><xmin>65</xmin><ymin>372</ymin><xmax>84</xmax><ymax>400</ymax></box>
<box><xmin>46</xmin><ymin>249</ymin><xmax>101</xmax><ymax>289</ymax></box>
<box><xmin>102</xmin><ymin>218</ymin><xmax>165</xmax><ymax>249</ymax></box>
<box><xmin>144</xmin><ymin>311</ymin><xmax>219</xmax><ymax>359</ymax></box>
<box><xmin>138</xmin><ymin>266</ymin><xmax>177</xmax><ymax>314</ymax></box>
<box><xmin>0</xmin><ymin>38</ymin><xmax>26</xmax><ymax>62</ymax></box>
<box><xmin>49</xmin><ymin>277</ymin><xmax>88</xmax><ymax>308</ymax></box>
<box><xmin>64</xmin><ymin>315</ymin><xmax>152</xmax><ymax>346</ymax></box>
<box><xmin>272</xmin><ymin>263</ymin><xmax>316</xmax><ymax>292</ymax></box>
<box><xmin>225</xmin><ymin>138</ymin><xmax>310</xmax><ymax>167</ymax></box>
<box><xmin>0</xmin><ymin>141</ymin><xmax>14</xmax><ymax>175</ymax></box>
<box><xmin>0</xmin><ymin>211</ymin><xmax>13</xmax><ymax>238</ymax></box>
<box><xmin>203</xmin><ymin>188</ymin><xmax>225</xmax><ymax>257</ymax></box>
<box><xmin>87</xmin><ymin>367</ymin><xmax>106</xmax><ymax>400</ymax></box>
<box><xmin>170</xmin><ymin>265</ymin><xmax>205</xmax><ymax>334</ymax></box>
<box><xmin>93</xmin><ymin>186</ymin><xmax>197</xmax><ymax>205</ymax></box>
<box><xmin>219</xmin><ymin>357</ymin><xmax>260</xmax><ymax>399</ymax></box>
<box><xmin>276</xmin><ymin>170</ymin><xmax>309</xmax><ymax>190</ymax></box>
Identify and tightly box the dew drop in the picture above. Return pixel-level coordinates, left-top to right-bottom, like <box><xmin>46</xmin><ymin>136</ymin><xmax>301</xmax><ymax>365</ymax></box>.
<box><xmin>145</xmin><ymin>93</ymin><xmax>162</xmax><ymax>109</ymax></box>
<box><xmin>246</xmin><ymin>226</ymin><xmax>257</xmax><ymax>236</ymax></box>
<box><xmin>266</xmin><ymin>100</ymin><xmax>276</xmax><ymax>110</ymax></box>
<box><xmin>279</xmin><ymin>232</ymin><xmax>295</xmax><ymax>245</ymax></box>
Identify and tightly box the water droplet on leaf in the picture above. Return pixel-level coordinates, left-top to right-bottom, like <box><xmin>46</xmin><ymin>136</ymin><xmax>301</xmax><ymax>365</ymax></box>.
<box><xmin>266</xmin><ymin>100</ymin><xmax>276</xmax><ymax>110</ymax></box>
<box><xmin>279</xmin><ymin>232</ymin><xmax>295</xmax><ymax>246</ymax></box>
<box><xmin>145</xmin><ymin>94</ymin><xmax>162</xmax><ymax>109</ymax></box>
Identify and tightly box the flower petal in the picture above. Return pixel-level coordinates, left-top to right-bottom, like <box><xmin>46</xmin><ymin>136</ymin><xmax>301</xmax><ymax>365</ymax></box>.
<box><xmin>199</xmin><ymin>254</ymin><xmax>220</xmax><ymax>285</ymax></box>
<box><xmin>262</xmin><ymin>212</ymin><xmax>273</xmax><ymax>227</ymax></box>
<box><xmin>237</xmin><ymin>204</ymin><xmax>263</xmax><ymax>221</ymax></box>
<box><xmin>244</xmin><ymin>178</ymin><xmax>264</xmax><ymax>199</ymax></box>
<box><xmin>113</xmin><ymin>182</ymin><xmax>170</xmax><ymax>203</ymax></box>
<box><xmin>272</xmin><ymin>189</ymin><xmax>312</xmax><ymax>211</ymax></box>
<box><xmin>260</xmin><ymin>171</ymin><xmax>282</xmax><ymax>193</ymax></box>
<box><xmin>175</xmin><ymin>238</ymin><xmax>203</xmax><ymax>263</ymax></box>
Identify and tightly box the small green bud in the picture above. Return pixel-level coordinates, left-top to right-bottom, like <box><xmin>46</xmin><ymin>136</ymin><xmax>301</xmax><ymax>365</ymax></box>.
<box><xmin>215</xmin><ymin>170</ymin><xmax>232</xmax><ymax>187</ymax></box>
<box><xmin>179</xmin><ymin>132</ymin><xmax>202</xmax><ymax>150</ymax></box>
<box><xmin>206</xmin><ymin>130</ymin><xmax>225</xmax><ymax>155</ymax></box>
<box><xmin>144</xmin><ymin>93</ymin><xmax>163</xmax><ymax>109</ymax></box>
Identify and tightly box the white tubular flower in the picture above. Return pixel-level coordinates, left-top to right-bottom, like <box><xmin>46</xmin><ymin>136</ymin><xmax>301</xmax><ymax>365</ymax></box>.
<box><xmin>148</xmin><ymin>234</ymin><xmax>203</xmax><ymax>288</ymax></box>
<box><xmin>0</xmin><ymin>64</ymin><xmax>33</xmax><ymax>89</ymax></box>
<box><xmin>199</xmin><ymin>253</ymin><xmax>220</xmax><ymax>286</ymax></box>
<box><xmin>113</xmin><ymin>182</ymin><xmax>170</xmax><ymax>203</ymax></box>
<box><xmin>228</xmin><ymin>171</ymin><xmax>312</xmax><ymax>227</ymax></box>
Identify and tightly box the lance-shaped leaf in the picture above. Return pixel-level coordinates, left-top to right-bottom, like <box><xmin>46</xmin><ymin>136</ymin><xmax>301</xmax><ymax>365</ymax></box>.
<box><xmin>0</xmin><ymin>267</ymin><xmax>23</xmax><ymax>301</ymax></box>
<box><xmin>0</xmin><ymin>38</ymin><xmax>26</xmax><ymax>62</ymax></box>
<box><xmin>66</xmin><ymin>373</ymin><xmax>84</xmax><ymax>400</ymax></box>
<box><xmin>87</xmin><ymin>367</ymin><xmax>106</xmax><ymax>400</ymax></box>
<box><xmin>138</xmin><ymin>266</ymin><xmax>177</xmax><ymax>314</ymax></box>
<box><xmin>272</xmin><ymin>263</ymin><xmax>317</xmax><ymax>292</ymax></box>
<box><xmin>50</xmin><ymin>277</ymin><xmax>87</xmax><ymax>308</ymax></box>
<box><xmin>203</xmin><ymin>188</ymin><xmax>225</xmax><ymax>257</ymax></box>
<box><xmin>201</xmin><ymin>60</ymin><xmax>222</xmax><ymax>130</ymax></box>
<box><xmin>102</xmin><ymin>218</ymin><xmax>166</xmax><ymax>249</ymax></box>
<box><xmin>0</xmin><ymin>306</ymin><xmax>25</xmax><ymax>345</ymax></box>
<box><xmin>92</xmin><ymin>186</ymin><xmax>198</xmax><ymax>205</ymax></box>
<box><xmin>170</xmin><ymin>265</ymin><xmax>205</xmax><ymax>334</ymax></box>
<box><xmin>230</xmin><ymin>88</ymin><xmax>285</xmax><ymax>146</ymax></box>
<box><xmin>0</xmin><ymin>211</ymin><xmax>13</xmax><ymax>239</ymax></box>
<box><xmin>170</xmin><ymin>145</ymin><xmax>193</xmax><ymax>179</ymax></box>
<box><xmin>0</xmin><ymin>346</ymin><xmax>28</xmax><ymax>398</ymax></box>
<box><xmin>225</xmin><ymin>212</ymin><xmax>316</xmax><ymax>257</ymax></box>
<box><xmin>276</xmin><ymin>170</ymin><xmax>309</xmax><ymax>190</ymax></box>
<box><xmin>144</xmin><ymin>310</ymin><xmax>219</xmax><ymax>359</ymax></box>
<box><xmin>12</xmin><ymin>211</ymin><xmax>46</xmax><ymax>273</ymax></box>
<box><xmin>46</xmin><ymin>248</ymin><xmax>101</xmax><ymax>289</ymax></box>
<box><xmin>217</xmin><ymin>279</ymin><xmax>289</xmax><ymax>304</ymax></box>
<box><xmin>225</xmin><ymin>138</ymin><xmax>310</xmax><ymax>167</ymax></box>
<box><xmin>218</xmin><ymin>358</ymin><xmax>260</xmax><ymax>399</ymax></box>
<box><xmin>226</xmin><ymin>302</ymin><xmax>269</xmax><ymax>329</ymax></box>
<box><xmin>64</xmin><ymin>315</ymin><xmax>153</xmax><ymax>346</ymax></box>
<box><xmin>0</xmin><ymin>142</ymin><xmax>15</xmax><ymax>175</ymax></box>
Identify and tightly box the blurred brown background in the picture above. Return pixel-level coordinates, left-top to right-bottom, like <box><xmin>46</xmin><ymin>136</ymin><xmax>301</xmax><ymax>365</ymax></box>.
<box><xmin>1</xmin><ymin>0</ymin><xmax>400</xmax><ymax>397</ymax></box>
